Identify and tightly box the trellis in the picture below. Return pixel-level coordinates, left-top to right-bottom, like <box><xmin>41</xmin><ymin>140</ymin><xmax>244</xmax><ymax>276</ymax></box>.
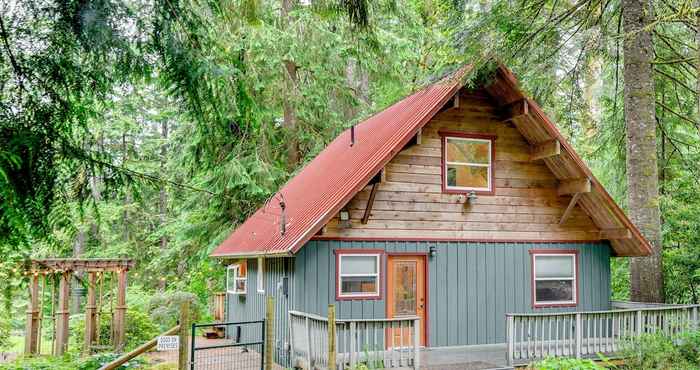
<box><xmin>24</xmin><ymin>258</ymin><xmax>134</xmax><ymax>355</ymax></box>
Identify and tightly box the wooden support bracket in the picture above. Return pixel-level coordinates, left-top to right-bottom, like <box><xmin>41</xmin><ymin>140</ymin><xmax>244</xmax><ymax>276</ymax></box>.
<box><xmin>600</xmin><ymin>228</ymin><xmax>632</xmax><ymax>239</ymax></box>
<box><xmin>416</xmin><ymin>128</ymin><xmax>422</xmax><ymax>145</ymax></box>
<box><xmin>499</xmin><ymin>99</ymin><xmax>529</xmax><ymax>121</ymax></box>
<box><xmin>559</xmin><ymin>192</ymin><xmax>582</xmax><ymax>225</ymax></box>
<box><xmin>361</xmin><ymin>183</ymin><xmax>379</xmax><ymax>224</ymax></box>
<box><xmin>531</xmin><ymin>140</ymin><xmax>561</xmax><ymax>161</ymax></box>
<box><xmin>558</xmin><ymin>179</ymin><xmax>591</xmax><ymax>196</ymax></box>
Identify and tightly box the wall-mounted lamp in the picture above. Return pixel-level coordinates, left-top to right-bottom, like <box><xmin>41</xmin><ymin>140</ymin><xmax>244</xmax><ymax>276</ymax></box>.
<box><xmin>466</xmin><ymin>191</ymin><xmax>478</xmax><ymax>204</ymax></box>
<box><xmin>339</xmin><ymin>209</ymin><xmax>351</xmax><ymax>228</ymax></box>
<box><xmin>429</xmin><ymin>246</ymin><xmax>437</xmax><ymax>258</ymax></box>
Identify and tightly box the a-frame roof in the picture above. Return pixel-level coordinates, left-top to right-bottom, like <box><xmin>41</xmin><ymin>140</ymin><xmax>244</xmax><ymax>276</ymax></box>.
<box><xmin>211</xmin><ymin>64</ymin><xmax>653</xmax><ymax>258</ymax></box>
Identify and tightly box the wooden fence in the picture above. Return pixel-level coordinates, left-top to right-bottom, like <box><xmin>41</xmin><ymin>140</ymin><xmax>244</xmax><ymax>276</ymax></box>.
<box><xmin>289</xmin><ymin>308</ymin><xmax>420</xmax><ymax>370</ymax></box>
<box><xmin>505</xmin><ymin>304</ymin><xmax>700</xmax><ymax>365</ymax></box>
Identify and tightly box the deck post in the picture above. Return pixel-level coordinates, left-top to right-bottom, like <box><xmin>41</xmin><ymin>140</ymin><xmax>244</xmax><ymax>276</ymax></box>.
<box><xmin>328</xmin><ymin>305</ymin><xmax>336</xmax><ymax>370</ymax></box>
<box><xmin>349</xmin><ymin>321</ymin><xmax>357</xmax><ymax>368</ymax></box>
<box><xmin>54</xmin><ymin>271</ymin><xmax>71</xmax><ymax>356</ymax></box>
<box><xmin>178</xmin><ymin>300</ymin><xmax>190</xmax><ymax>370</ymax></box>
<box><xmin>265</xmin><ymin>296</ymin><xmax>274</xmax><ymax>370</ymax></box>
<box><xmin>506</xmin><ymin>315</ymin><xmax>513</xmax><ymax>366</ymax></box>
<box><xmin>305</xmin><ymin>316</ymin><xmax>311</xmax><ymax>369</ymax></box>
<box><xmin>575</xmin><ymin>313</ymin><xmax>582</xmax><ymax>358</ymax></box>
<box><xmin>113</xmin><ymin>268</ymin><xmax>127</xmax><ymax>352</ymax></box>
<box><xmin>413</xmin><ymin>318</ymin><xmax>420</xmax><ymax>370</ymax></box>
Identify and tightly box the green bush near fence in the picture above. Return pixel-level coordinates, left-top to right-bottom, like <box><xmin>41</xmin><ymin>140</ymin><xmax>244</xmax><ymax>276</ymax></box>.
<box><xmin>532</xmin><ymin>330</ymin><xmax>700</xmax><ymax>370</ymax></box>
<box><xmin>0</xmin><ymin>351</ymin><xmax>145</xmax><ymax>370</ymax></box>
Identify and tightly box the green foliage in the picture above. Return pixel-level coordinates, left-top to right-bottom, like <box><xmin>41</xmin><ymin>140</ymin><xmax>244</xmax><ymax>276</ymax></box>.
<box><xmin>622</xmin><ymin>331</ymin><xmax>700</xmax><ymax>370</ymax></box>
<box><xmin>71</xmin><ymin>308</ymin><xmax>159</xmax><ymax>352</ymax></box>
<box><xmin>531</xmin><ymin>357</ymin><xmax>608</xmax><ymax>370</ymax></box>
<box><xmin>0</xmin><ymin>351</ymin><xmax>144</xmax><ymax>370</ymax></box>
<box><xmin>0</xmin><ymin>311</ymin><xmax>10</xmax><ymax>352</ymax></box>
<box><xmin>148</xmin><ymin>291</ymin><xmax>202</xmax><ymax>331</ymax></box>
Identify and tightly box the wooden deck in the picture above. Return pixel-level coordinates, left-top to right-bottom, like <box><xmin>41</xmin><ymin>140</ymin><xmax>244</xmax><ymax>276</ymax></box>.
<box><xmin>419</xmin><ymin>344</ymin><xmax>511</xmax><ymax>370</ymax></box>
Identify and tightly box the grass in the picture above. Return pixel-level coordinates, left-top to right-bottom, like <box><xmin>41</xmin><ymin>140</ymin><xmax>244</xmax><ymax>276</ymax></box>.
<box><xmin>5</xmin><ymin>335</ymin><xmax>56</xmax><ymax>355</ymax></box>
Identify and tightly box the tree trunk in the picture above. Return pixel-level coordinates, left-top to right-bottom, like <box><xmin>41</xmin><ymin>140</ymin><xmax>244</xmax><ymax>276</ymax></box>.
<box><xmin>158</xmin><ymin>121</ymin><xmax>168</xmax><ymax>290</ymax></box>
<box><xmin>71</xmin><ymin>230</ymin><xmax>85</xmax><ymax>313</ymax></box>
<box><xmin>281</xmin><ymin>0</ymin><xmax>299</xmax><ymax>169</ymax></box>
<box><xmin>122</xmin><ymin>130</ymin><xmax>132</xmax><ymax>243</ymax></box>
<box><xmin>622</xmin><ymin>0</ymin><xmax>664</xmax><ymax>302</ymax></box>
<box><xmin>344</xmin><ymin>58</ymin><xmax>370</xmax><ymax>121</ymax></box>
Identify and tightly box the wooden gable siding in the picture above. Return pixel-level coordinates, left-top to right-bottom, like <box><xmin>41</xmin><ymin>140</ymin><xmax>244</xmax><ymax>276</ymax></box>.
<box><xmin>320</xmin><ymin>89</ymin><xmax>601</xmax><ymax>241</ymax></box>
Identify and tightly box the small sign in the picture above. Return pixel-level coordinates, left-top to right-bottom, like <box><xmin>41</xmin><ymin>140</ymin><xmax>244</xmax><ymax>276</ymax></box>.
<box><xmin>157</xmin><ymin>336</ymin><xmax>179</xmax><ymax>351</ymax></box>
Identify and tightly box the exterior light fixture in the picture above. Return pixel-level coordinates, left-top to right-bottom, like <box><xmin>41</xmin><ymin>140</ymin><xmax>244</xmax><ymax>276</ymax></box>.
<box><xmin>429</xmin><ymin>246</ymin><xmax>437</xmax><ymax>258</ymax></box>
<box><xmin>339</xmin><ymin>209</ymin><xmax>351</xmax><ymax>228</ymax></box>
<box><xmin>466</xmin><ymin>191</ymin><xmax>478</xmax><ymax>204</ymax></box>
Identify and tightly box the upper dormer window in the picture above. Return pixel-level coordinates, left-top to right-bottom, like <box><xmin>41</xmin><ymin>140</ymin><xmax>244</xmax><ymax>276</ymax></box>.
<box><xmin>440</xmin><ymin>131</ymin><xmax>495</xmax><ymax>194</ymax></box>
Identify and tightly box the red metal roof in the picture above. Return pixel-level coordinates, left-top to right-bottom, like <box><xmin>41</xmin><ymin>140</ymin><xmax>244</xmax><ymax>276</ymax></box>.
<box><xmin>211</xmin><ymin>71</ymin><xmax>465</xmax><ymax>257</ymax></box>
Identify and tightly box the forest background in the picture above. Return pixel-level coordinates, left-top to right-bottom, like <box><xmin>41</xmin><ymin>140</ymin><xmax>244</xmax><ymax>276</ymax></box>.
<box><xmin>1</xmin><ymin>0</ymin><xmax>700</xmax><ymax>349</ymax></box>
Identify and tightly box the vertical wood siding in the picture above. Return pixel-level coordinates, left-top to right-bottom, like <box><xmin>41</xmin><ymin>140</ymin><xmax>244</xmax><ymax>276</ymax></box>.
<box><xmin>227</xmin><ymin>257</ymin><xmax>294</xmax><ymax>365</ymax></box>
<box><xmin>293</xmin><ymin>240</ymin><xmax>610</xmax><ymax>347</ymax></box>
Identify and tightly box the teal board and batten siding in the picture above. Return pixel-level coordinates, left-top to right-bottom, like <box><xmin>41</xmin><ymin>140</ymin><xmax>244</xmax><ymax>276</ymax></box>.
<box><xmin>226</xmin><ymin>257</ymin><xmax>294</xmax><ymax>365</ymax></box>
<box><xmin>293</xmin><ymin>240</ymin><xmax>611</xmax><ymax>347</ymax></box>
<box><xmin>227</xmin><ymin>240</ymin><xmax>611</xmax><ymax>352</ymax></box>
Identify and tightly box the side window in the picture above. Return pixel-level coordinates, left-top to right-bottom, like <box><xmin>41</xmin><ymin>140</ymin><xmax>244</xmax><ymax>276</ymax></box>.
<box><xmin>257</xmin><ymin>257</ymin><xmax>265</xmax><ymax>294</ymax></box>
<box><xmin>227</xmin><ymin>262</ymin><xmax>247</xmax><ymax>295</ymax></box>
<box><xmin>531</xmin><ymin>251</ymin><xmax>577</xmax><ymax>307</ymax></box>
<box><xmin>441</xmin><ymin>132</ymin><xmax>495</xmax><ymax>194</ymax></box>
<box><xmin>336</xmin><ymin>252</ymin><xmax>382</xmax><ymax>299</ymax></box>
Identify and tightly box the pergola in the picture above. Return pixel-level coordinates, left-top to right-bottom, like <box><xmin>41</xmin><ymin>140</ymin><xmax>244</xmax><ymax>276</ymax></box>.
<box><xmin>24</xmin><ymin>258</ymin><xmax>134</xmax><ymax>355</ymax></box>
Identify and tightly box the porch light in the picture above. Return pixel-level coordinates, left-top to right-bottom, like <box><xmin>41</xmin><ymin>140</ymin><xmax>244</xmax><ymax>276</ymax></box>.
<box><xmin>429</xmin><ymin>246</ymin><xmax>437</xmax><ymax>258</ymax></box>
<box><xmin>467</xmin><ymin>191</ymin><xmax>478</xmax><ymax>204</ymax></box>
<box><xmin>339</xmin><ymin>209</ymin><xmax>351</xmax><ymax>228</ymax></box>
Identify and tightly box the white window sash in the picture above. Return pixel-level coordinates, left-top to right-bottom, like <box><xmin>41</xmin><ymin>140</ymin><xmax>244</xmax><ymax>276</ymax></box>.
<box><xmin>533</xmin><ymin>254</ymin><xmax>577</xmax><ymax>305</ymax></box>
<box><xmin>227</xmin><ymin>264</ymin><xmax>247</xmax><ymax>295</ymax></box>
<box><xmin>444</xmin><ymin>137</ymin><xmax>492</xmax><ymax>191</ymax></box>
<box><xmin>338</xmin><ymin>254</ymin><xmax>381</xmax><ymax>297</ymax></box>
<box><xmin>257</xmin><ymin>257</ymin><xmax>265</xmax><ymax>294</ymax></box>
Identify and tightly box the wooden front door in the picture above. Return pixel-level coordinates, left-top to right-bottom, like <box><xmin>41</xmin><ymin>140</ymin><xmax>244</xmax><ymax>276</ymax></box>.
<box><xmin>386</xmin><ymin>255</ymin><xmax>427</xmax><ymax>346</ymax></box>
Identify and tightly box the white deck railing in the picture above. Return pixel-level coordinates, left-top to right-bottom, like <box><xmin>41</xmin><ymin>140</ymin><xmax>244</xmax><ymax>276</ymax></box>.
<box><xmin>289</xmin><ymin>310</ymin><xmax>420</xmax><ymax>370</ymax></box>
<box><xmin>506</xmin><ymin>304</ymin><xmax>700</xmax><ymax>365</ymax></box>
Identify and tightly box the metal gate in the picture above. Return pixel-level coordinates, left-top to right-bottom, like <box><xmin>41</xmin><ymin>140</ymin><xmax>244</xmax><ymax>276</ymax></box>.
<box><xmin>190</xmin><ymin>320</ymin><xmax>265</xmax><ymax>370</ymax></box>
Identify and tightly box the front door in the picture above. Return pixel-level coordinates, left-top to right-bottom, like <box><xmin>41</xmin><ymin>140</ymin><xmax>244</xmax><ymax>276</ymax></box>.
<box><xmin>386</xmin><ymin>255</ymin><xmax>427</xmax><ymax>346</ymax></box>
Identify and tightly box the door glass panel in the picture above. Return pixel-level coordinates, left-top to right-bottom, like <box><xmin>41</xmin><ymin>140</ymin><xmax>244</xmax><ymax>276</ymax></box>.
<box><xmin>394</xmin><ymin>261</ymin><xmax>417</xmax><ymax>316</ymax></box>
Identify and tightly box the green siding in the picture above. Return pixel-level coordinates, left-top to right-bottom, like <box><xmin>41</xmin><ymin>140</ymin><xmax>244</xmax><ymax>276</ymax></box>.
<box><xmin>228</xmin><ymin>240</ymin><xmax>611</xmax><ymax>354</ymax></box>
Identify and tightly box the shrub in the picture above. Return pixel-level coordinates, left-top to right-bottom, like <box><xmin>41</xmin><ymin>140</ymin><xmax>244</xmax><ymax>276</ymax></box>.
<box><xmin>0</xmin><ymin>351</ymin><xmax>145</xmax><ymax>370</ymax></box>
<box><xmin>72</xmin><ymin>308</ymin><xmax>159</xmax><ymax>351</ymax></box>
<box><xmin>0</xmin><ymin>312</ymin><xmax>10</xmax><ymax>352</ymax></box>
<box><xmin>531</xmin><ymin>357</ymin><xmax>608</xmax><ymax>370</ymax></box>
<box><xmin>148</xmin><ymin>291</ymin><xmax>201</xmax><ymax>331</ymax></box>
<box><xmin>622</xmin><ymin>331</ymin><xmax>700</xmax><ymax>370</ymax></box>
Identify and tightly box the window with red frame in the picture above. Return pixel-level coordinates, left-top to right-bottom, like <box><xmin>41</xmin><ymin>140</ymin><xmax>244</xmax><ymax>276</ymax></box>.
<box><xmin>337</xmin><ymin>253</ymin><xmax>381</xmax><ymax>299</ymax></box>
<box><xmin>442</xmin><ymin>134</ymin><xmax>494</xmax><ymax>193</ymax></box>
<box><xmin>532</xmin><ymin>252</ymin><xmax>577</xmax><ymax>306</ymax></box>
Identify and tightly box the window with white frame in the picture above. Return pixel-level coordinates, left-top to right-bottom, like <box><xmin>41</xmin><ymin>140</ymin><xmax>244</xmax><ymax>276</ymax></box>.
<box><xmin>227</xmin><ymin>262</ymin><xmax>247</xmax><ymax>295</ymax></box>
<box><xmin>257</xmin><ymin>257</ymin><xmax>265</xmax><ymax>294</ymax></box>
<box><xmin>443</xmin><ymin>135</ymin><xmax>493</xmax><ymax>192</ymax></box>
<box><xmin>337</xmin><ymin>253</ymin><xmax>381</xmax><ymax>299</ymax></box>
<box><xmin>532</xmin><ymin>252</ymin><xmax>577</xmax><ymax>306</ymax></box>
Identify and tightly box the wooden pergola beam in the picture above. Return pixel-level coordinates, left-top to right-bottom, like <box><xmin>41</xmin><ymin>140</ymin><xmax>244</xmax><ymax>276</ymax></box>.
<box><xmin>54</xmin><ymin>272</ymin><xmax>71</xmax><ymax>356</ymax></box>
<box><xmin>531</xmin><ymin>140</ymin><xmax>561</xmax><ymax>161</ymax></box>
<box><xmin>559</xmin><ymin>192</ymin><xmax>582</xmax><ymax>225</ymax></box>
<box><xmin>600</xmin><ymin>228</ymin><xmax>632</xmax><ymax>239</ymax></box>
<box><xmin>558</xmin><ymin>179</ymin><xmax>591</xmax><ymax>196</ymax></box>
<box><xmin>499</xmin><ymin>99</ymin><xmax>529</xmax><ymax>121</ymax></box>
<box><xmin>24</xmin><ymin>274</ymin><xmax>40</xmax><ymax>355</ymax></box>
<box><xmin>30</xmin><ymin>258</ymin><xmax>134</xmax><ymax>273</ymax></box>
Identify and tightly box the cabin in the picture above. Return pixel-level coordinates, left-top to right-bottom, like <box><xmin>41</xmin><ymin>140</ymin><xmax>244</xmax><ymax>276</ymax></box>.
<box><xmin>210</xmin><ymin>64</ymin><xmax>656</xmax><ymax>368</ymax></box>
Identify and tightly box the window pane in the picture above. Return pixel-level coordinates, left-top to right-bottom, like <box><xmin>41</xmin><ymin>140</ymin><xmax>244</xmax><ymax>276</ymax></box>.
<box><xmin>447</xmin><ymin>164</ymin><xmax>488</xmax><ymax>188</ymax></box>
<box><xmin>239</xmin><ymin>262</ymin><xmax>247</xmax><ymax>277</ymax></box>
<box><xmin>446</xmin><ymin>138</ymin><xmax>490</xmax><ymax>164</ymax></box>
<box><xmin>535</xmin><ymin>255</ymin><xmax>574</xmax><ymax>278</ymax></box>
<box><xmin>227</xmin><ymin>269</ymin><xmax>237</xmax><ymax>292</ymax></box>
<box><xmin>341</xmin><ymin>276</ymin><xmax>377</xmax><ymax>295</ymax></box>
<box><xmin>341</xmin><ymin>255</ymin><xmax>378</xmax><ymax>274</ymax></box>
<box><xmin>535</xmin><ymin>280</ymin><xmax>574</xmax><ymax>302</ymax></box>
<box><xmin>235</xmin><ymin>279</ymin><xmax>246</xmax><ymax>293</ymax></box>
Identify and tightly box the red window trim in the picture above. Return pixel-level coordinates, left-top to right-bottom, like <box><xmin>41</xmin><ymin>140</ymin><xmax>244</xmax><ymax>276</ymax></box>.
<box><xmin>439</xmin><ymin>130</ymin><xmax>496</xmax><ymax>196</ymax></box>
<box><xmin>334</xmin><ymin>249</ymin><xmax>385</xmax><ymax>301</ymax></box>
<box><xmin>529</xmin><ymin>249</ymin><xmax>580</xmax><ymax>308</ymax></box>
